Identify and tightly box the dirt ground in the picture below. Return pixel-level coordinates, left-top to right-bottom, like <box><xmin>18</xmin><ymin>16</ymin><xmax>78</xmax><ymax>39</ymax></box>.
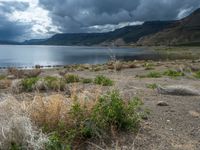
<box><xmin>0</xmin><ymin>59</ymin><xmax>200</xmax><ymax>150</ymax></box>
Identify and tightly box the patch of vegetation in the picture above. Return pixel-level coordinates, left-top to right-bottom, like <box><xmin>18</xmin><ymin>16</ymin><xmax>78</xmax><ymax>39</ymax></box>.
<box><xmin>163</xmin><ymin>69</ymin><xmax>184</xmax><ymax>77</ymax></box>
<box><xmin>22</xmin><ymin>77</ymin><xmax>39</xmax><ymax>92</ymax></box>
<box><xmin>64</xmin><ymin>74</ymin><xmax>80</xmax><ymax>83</ymax></box>
<box><xmin>92</xmin><ymin>91</ymin><xmax>143</xmax><ymax>131</ymax></box>
<box><xmin>146</xmin><ymin>83</ymin><xmax>158</xmax><ymax>89</ymax></box>
<box><xmin>0</xmin><ymin>75</ymin><xmax>6</xmax><ymax>80</ymax></box>
<box><xmin>44</xmin><ymin>76</ymin><xmax>65</xmax><ymax>91</ymax></box>
<box><xmin>81</xmin><ymin>78</ymin><xmax>93</xmax><ymax>84</ymax></box>
<box><xmin>94</xmin><ymin>75</ymin><xmax>114</xmax><ymax>86</ymax></box>
<box><xmin>143</xmin><ymin>62</ymin><xmax>155</xmax><ymax>70</ymax></box>
<box><xmin>44</xmin><ymin>91</ymin><xmax>144</xmax><ymax>148</ymax></box>
<box><xmin>137</xmin><ymin>71</ymin><xmax>162</xmax><ymax>78</ymax></box>
<box><xmin>194</xmin><ymin>71</ymin><xmax>200</xmax><ymax>79</ymax></box>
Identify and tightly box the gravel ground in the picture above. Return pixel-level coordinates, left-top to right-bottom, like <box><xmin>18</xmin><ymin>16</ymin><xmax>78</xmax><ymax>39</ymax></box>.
<box><xmin>0</xmin><ymin>60</ymin><xmax>200</xmax><ymax>150</ymax></box>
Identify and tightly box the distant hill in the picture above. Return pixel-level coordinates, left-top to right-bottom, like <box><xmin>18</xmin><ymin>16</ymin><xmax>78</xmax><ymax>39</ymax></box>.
<box><xmin>138</xmin><ymin>8</ymin><xmax>200</xmax><ymax>46</ymax></box>
<box><xmin>23</xmin><ymin>39</ymin><xmax>47</xmax><ymax>45</ymax></box>
<box><xmin>27</xmin><ymin>21</ymin><xmax>174</xmax><ymax>46</ymax></box>
<box><xmin>0</xmin><ymin>40</ymin><xmax>20</xmax><ymax>45</ymax></box>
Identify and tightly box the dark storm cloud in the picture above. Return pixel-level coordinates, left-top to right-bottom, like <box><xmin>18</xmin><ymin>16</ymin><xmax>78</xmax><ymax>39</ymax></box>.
<box><xmin>0</xmin><ymin>15</ymin><xmax>30</xmax><ymax>41</ymax></box>
<box><xmin>39</xmin><ymin>0</ymin><xmax>200</xmax><ymax>33</ymax></box>
<box><xmin>0</xmin><ymin>1</ymin><xmax>30</xmax><ymax>41</ymax></box>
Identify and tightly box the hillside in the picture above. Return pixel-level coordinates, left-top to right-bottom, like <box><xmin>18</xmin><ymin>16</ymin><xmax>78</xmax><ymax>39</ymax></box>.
<box><xmin>27</xmin><ymin>21</ymin><xmax>174</xmax><ymax>46</ymax></box>
<box><xmin>0</xmin><ymin>40</ymin><xmax>20</xmax><ymax>45</ymax></box>
<box><xmin>138</xmin><ymin>8</ymin><xmax>200</xmax><ymax>46</ymax></box>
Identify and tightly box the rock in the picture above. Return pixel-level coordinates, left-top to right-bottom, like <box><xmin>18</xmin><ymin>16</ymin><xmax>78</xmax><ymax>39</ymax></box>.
<box><xmin>157</xmin><ymin>85</ymin><xmax>200</xmax><ymax>96</ymax></box>
<box><xmin>189</xmin><ymin>111</ymin><xmax>200</xmax><ymax>118</ymax></box>
<box><xmin>7</xmin><ymin>75</ymin><xmax>16</xmax><ymax>80</ymax></box>
<box><xmin>157</xmin><ymin>101</ymin><xmax>169</xmax><ymax>106</ymax></box>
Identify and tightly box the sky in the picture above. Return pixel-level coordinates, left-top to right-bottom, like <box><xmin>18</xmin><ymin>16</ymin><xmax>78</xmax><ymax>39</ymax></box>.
<box><xmin>0</xmin><ymin>0</ymin><xmax>200</xmax><ymax>41</ymax></box>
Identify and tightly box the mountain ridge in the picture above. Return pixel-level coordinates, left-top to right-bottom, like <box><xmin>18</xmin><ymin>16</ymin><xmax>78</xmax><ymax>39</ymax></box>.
<box><xmin>137</xmin><ymin>8</ymin><xmax>200</xmax><ymax>46</ymax></box>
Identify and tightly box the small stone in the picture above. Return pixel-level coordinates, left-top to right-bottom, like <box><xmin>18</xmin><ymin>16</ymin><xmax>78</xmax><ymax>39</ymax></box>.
<box><xmin>157</xmin><ymin>101</ymin><xmax>169</xmax><ymax>106</ymax></box>
<box><xmin>167</xmin><ymin>120</ymin><xmax>171</xmax><ymax>123</ymax></box>
<box><xmin>7</xmin><ymin>75</ymin><xmax>16</xmax><ymax>80</ymax></box>
<box><xmin>189</xmin><ymin>111</ymin><xmax>200</xmax><ymax>118</ymax></box>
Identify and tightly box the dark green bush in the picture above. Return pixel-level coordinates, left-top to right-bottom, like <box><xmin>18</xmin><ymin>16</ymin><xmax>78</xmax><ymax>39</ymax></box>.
<box><xmin>163</xmin><ymin>69</ymin><xmax>184</xmax><ymax>77</ymax></box>
<box><xmin>64</xmin><ymin>74</ymin><xmax>80</xmax><ymax>83</ymax></box>
<box><xmin>0</xmin><ymin>75</ymin><xmax>6</xmax><ymax>80</ymax></box>
<box><xmin>81</xmin><ymin>78</ymin><xmax>93</xmax><ymax>84</ymax></box>
<box><xmin>22</xmin><ymin>77</ymin><xmax>39</xmax><ymax>92</ymax></box>
<box><xmin>94</xmin><ymin>75</ymin><xmax>113</xmax><ymax>86</ymax></box>
<box><xmin>194</xmin><ymin>71</ymin><xmax>200</xmax><ymax>79</ymax></box>
<box><xmin>92</xmin><ymin>91</ymin><xmax>143</xmax><ymax>131</ymax></box>
<box><xmin>44</xmin><ymin>90</ymin><xmax>144</xmax><ymax>149</ymax></box>
<box><xmin>146</xmin><ymin>83</ymin><xmax>158</xmax><ymax>89</ymax></box>
<box><xmin>146</xmin><ymin>72</ymin><xmax>162</xmax><ymax>78</ymax></box>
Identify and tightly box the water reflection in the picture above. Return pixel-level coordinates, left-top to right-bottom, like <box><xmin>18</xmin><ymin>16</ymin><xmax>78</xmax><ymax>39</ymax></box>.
<box><xmin>0</xmin><ymin>45</ymin><xmax>157</xmax><ymax>68</ymax></box>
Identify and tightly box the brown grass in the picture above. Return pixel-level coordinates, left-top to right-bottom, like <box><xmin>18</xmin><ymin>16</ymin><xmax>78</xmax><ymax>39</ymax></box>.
<box><xmin>0</xmin><ymin>79</ymin><xmax>12</xmax><ymax>89</ymax></box>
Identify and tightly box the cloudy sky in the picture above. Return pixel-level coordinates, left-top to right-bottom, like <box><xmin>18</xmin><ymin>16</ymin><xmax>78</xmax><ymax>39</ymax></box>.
<box><xmin>0</xmin><ymin>0</ymin><xmax>200</xmax><ymax>41</ymax></box>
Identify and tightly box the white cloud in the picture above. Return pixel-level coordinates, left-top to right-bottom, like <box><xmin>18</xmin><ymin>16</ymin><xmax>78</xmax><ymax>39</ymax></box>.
<box><xmin>86</xmin><ymin>21</ymin><xmax>143</xmax><ymax>33</ymax></box>
<box><xmin>1</xmin><ymin>0</ymin><xmax>59</xmax><ymax>39</ymax></box>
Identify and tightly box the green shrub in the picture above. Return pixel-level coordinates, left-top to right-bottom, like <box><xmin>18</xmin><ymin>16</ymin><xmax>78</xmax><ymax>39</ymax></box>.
<box><xmin>64</xmin><ymin>74</ymin><xmax>79</xmax><ymax>83</ymax></box>
<box><xmin>22</xmin><ymin>77</ymin><xmax>39</xmax><ymax>92</ymax></box>
<box><xmin>92</xmin><ymin>91</ymin><xmax>143</xmax><ymax>131</ymax></box>
<box><xmin>0</xmin><ymin>75</ymin><xmax>6</xmax><ymax>80</ymax></box>
<box><xmin>143</xmin><ymin>63</ymin><xmax>155</xmax><ymax>70</ymax></box>
<box><xmin>43</xmin><ymin>90</ymin><xmax>144</xmax><ymax>148</ymax></box>
<box><xmin>146</xmin><ymin>83</ymin><xmax>158</xmax><ymax>89</ymax></box>
<box><xmin>46</xmin><ymin>133</ymin><xmax>70</xmax><ymax>150</ymax></box>
<box><xmin>194</xmin><ymin>71</ymin><xmax>200</xmax><ymax>79</ymax></box>
<box><xmin>94</xmin><ymin>75</ymin><xmax>113</xmax><ymax>86</ymax></box>
<box><xmin>81</xmin><ymin>78</ymin><xmax>93</xmax><ymax>84</ymax></box>
<box><xmin>163</xmin><ymin>69</ymin><xmax>184</xmax><ymax>77</ymax></box>
<box><xmin>146</xmin><ymin>72</ymin><xmax>162</xmax><ymax>78</ymax></box>
<box><xmin>44</xmin><ymin>76</ymin><xmax>65</xmax><ymax>91</ymax></box>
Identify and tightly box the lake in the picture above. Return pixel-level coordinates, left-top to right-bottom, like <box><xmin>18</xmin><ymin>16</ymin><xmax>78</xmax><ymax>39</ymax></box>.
<box><xmin>0</xmin><ymin>45</ymin><xmax>158</xmax><ymax>68</ymax></box>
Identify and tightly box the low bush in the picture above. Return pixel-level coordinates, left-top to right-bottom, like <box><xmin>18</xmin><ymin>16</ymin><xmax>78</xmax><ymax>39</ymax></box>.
<box><xmin>44</xmin><ymin>76</ymin><xmax>65</xmax><ymax>91</ymax></box>
<box><xmin>146</xmin><ymin>83</ymin><xmax>158</xmax><ymax>89</ymax></box>
<box><xmin>0</xmin><ymin>75</ymin><xmax>6</xmax><ymax>80</ymax></box>
<box><xmin>146</xmin><ymin>72</ymin><xmax>162</xmax><ymax>78</ymax></box>
<box><xmin>92</xmin><ymin>91</ymin><xmax>143</xmax><ymax>131</ymax></box>
<box><xmin>163</xmin><ymin>69</ymin><xmax>184</xmax><ymax>77</ymax></box>
<box><xmin>94</xmin><ymin>75</ymin><xmax>113</xmax><ymax>86</ymax></box>
<box><xmin>143</xmin><ymin>63</ymin><xmax>155</xmax><ymax>70</ymax></box>
<box><xmin>114</xmin><ymin>61</ymin><xmax>123</xmax><ymax>71</ymax></box>
<box><xmin>22</xmin><ymin>77</ymin><xmax>39</xmax><ymax>92</ymax></box>
<box><xmin>194</xmin><ymin>71</ymin><xmax>200</xmax><ymax>79</ymax></box>
<box><xmin>43</xmin><ymin>91</ymin><xmax>144</xmax><ymax>148</ymax></box>
<box><xmin>64</xmin><ymin>74</ymin><xmax>80</xmax><ymax>83</ymax></box>
<box><xmin>81</xmin><ymin>78</ymin><xmax>93</xmax><ymax>84</ymax></box>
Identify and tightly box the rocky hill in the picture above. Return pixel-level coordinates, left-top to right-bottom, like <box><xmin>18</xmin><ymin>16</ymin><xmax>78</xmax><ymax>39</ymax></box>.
<box><xmin>138</xmin><ymin>8</ymin><xmax>200</xmax><ymax>46</ymax></box>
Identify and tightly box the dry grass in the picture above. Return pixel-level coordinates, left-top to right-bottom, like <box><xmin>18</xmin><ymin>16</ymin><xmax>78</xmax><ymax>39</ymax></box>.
<box><xmin>27</xmin><ymin>94</ymin><xmax>71</xmax><ymax>128</ymax></box>
<box><xmin>0</xmin><ymin>79</ymin><xmax>12</xmax><ymax>89</ymax></box>
<box><xmin>7</xmin><ymin>68</ymin><xmax>25</xmax><ymax>78</ymax></box>
<box><xmin>0</xmin><ymin>95</ymin><xmax>48</xmax><ymax>149</ymax></box>
<box><xmin>24</xmin><ymin>69</ymin><xmax>42</xmax><ymax>78</ymax></box>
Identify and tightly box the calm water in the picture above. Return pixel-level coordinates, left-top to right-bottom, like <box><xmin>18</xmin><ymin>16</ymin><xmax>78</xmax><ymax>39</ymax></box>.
<box><xmin>0</xmin><ymin>45</ymin><xmax>158</xmax><ymax>68</ymax></box>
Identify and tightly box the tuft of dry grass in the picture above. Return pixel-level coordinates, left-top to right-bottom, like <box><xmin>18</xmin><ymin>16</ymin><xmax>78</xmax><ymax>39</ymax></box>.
<box><xmin>27</xmin><ymin>94</ymin><xmax>70</xmax><ymax>128</ymax></box>
<box><xmin>24</xmin><ymin>69</ymin><xmax>42</xmax><ymax>78</ymax></box>
<box><xmin>7</xmin><ymin>68</ymin><xmax>25</xmax><ymax>78</ymax></box>
<box><xmin>0</xmin><ymin>79</ymin><xmax>12</xmax><ymax>89</ymax></box>
<box><xmin>0</xmin><ymin>95</ymin><xmax>48</xmax><ymax>150</ymax></box>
